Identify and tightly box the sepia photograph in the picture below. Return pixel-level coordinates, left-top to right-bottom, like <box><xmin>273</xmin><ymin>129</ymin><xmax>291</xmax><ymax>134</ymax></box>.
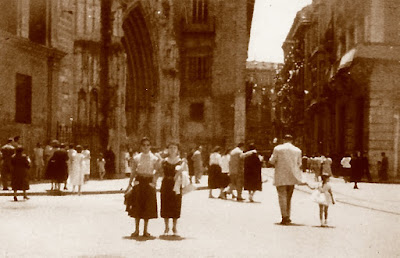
<box><xmin>0</xmin><ymin>0</ymin><xmax>399</xmax><ymax>257</ymax></box>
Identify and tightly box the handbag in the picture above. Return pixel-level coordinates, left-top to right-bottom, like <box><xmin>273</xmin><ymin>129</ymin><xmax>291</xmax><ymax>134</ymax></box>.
<box><xmin>124</xmin><ymin>185</ymin><xmax>134</xmax><ymax>205</ymax></box>
<box><xmin>182</xmin><ymin>184</ymin><xmax>196</xmax><ymax>195</ymax></box>
<box><xmin>311</xmin><ymin>190</ymin><xmax>327</xmax><ymax>205</ymax></box>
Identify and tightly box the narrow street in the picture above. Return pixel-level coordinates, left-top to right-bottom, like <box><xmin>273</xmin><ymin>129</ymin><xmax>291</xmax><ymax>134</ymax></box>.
<box><xmin>1</xmin><ymin>178</ymin><xmax>398</xmax><ymax>257</ymax></box>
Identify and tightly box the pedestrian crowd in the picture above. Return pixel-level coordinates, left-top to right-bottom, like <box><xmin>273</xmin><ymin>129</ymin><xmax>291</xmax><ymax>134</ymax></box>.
<box><xmin>0</xmin><ymin>136</ymin><xmax>118</xmax><ymax>200</ymax></box>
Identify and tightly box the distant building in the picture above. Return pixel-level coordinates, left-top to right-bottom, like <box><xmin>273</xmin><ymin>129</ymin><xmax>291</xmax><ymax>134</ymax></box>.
<box><xmin>246</xmin><ymin>61</ymin><xmax>282</xmax><ymax>151</ymax></box>
<box><xmin>281</xmin><ymin>0</ymin><xmax>400</xmax><ymax>180</ymax></box>
<box><xmin>0</xmin><ymin>0</ymin><xmax>66</xmax><ymax>154</ymax></box>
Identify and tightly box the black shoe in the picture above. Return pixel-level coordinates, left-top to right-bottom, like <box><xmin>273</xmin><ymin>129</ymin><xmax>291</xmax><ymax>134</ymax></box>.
<box><xmin>23</xmin><ymin>196</ymin><xmax>30</xmax><ymax>200</ymax></box>
<box><xmin>13</xmin><ymin>196</ymin><xmax>18</xmax><ymax>202</ymax></box>
<box><xmin>236</xmin><ymin>197</ymin><xmax>245</xmax><ymax>202</ymax></box>
<box><xmin>3</xmin><ymin>188</ymin><xmax>9</xmax><ymax>191</ymax></box>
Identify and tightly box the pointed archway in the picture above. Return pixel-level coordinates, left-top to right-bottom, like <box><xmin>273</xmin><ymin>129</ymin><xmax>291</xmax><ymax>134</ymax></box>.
<box><xmin>122</xmin><ymin>3</ymin><xmax>159</xmax><ymax>142</ymax></box>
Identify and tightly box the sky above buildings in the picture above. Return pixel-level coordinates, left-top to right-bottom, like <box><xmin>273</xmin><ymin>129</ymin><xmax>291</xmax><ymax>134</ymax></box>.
<box><xmin>247</xmin><ymin>0</ymin><xmax>312</xmax><ymax>64</ymax></box>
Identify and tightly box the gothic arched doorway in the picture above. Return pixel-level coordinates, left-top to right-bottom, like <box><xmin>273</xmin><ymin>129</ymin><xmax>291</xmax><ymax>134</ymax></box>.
<box><xmin>122</xmin><ymin>3</ymin><xmax>159</xmax><ymax>142</ymax></box>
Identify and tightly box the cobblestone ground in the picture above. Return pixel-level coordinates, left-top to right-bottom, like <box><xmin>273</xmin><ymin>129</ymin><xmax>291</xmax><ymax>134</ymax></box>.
<box><xmin>1</xmin><ymin>180</ymin><xmax>399</xmax><ymax>257</ymax></box>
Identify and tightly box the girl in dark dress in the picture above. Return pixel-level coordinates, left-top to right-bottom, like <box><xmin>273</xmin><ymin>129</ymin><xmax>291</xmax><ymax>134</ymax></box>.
<box><xmin>11</xmin><ymin>146</ymin><xmax>30</xmax><ymax>201</ymax></box>
<box><xmin>244</xmin><ymin>144</ymin><xmax>262</xmax><ymax>202</ymax></box>
<box><xmin>160</xmin><ymin>143</ymin><xmax>184</xmax><ymax>236</ymax></box>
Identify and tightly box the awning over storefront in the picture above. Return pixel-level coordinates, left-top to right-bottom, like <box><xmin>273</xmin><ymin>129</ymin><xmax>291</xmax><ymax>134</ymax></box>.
<box><xmin>338</xmin><ymin>48</ymin><xmax>356</xmax><ymax>70</ymax></box>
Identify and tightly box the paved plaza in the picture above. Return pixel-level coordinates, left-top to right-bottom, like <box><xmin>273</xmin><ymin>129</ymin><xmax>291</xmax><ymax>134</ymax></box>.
<box><xmin>1</xmin><ymin>169</ymin><xmax>399</xmax><ymax>257</ymax></box>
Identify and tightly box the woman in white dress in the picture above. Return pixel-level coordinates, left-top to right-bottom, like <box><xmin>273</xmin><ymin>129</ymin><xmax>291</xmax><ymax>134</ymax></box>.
<box><xmin>82</xmin><ymin>145</ymin><xmax>91</xmax><ymax>179</ymax></box>
<box><xmin>69</xmin><ymin>145</ymin><xmax>85</xmax><ymax>195</ymax></box>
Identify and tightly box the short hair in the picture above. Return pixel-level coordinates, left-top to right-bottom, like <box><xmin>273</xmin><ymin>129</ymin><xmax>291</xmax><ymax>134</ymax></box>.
<box><xmin>237</xmin><ymin>142</ymin><xmax>245</xmax><ymax>148</ymax></box>
<box><xmin>248</xmin><ymin>143</ymin><xmax>256</xmax><ymax>151</ymax></box>
<box><xmin>212</xmin><ymin>146</ymin><xmax>221</xmax><ymax>153</ymax></box>
<box><xmin>283</xmin><ymin>134</ymin><xmax>293</xmax><ymax>141</ymax></box>
<box><xmin>16</xmin><ymin>146</ymin><xmax>24</xmax><ymax>153</ymax></box>
<box><xmin>381</xmin><ymin>152</ymin><xmax>386</xmax><ymax>155</ymax></box>
<box><xmin>167</xmin><ymin>142</ymin><xmax>180</xmax><ymax>149</ymax></box>
<box><xmin>140</xmin><ymin>137</ymin><xmax>150</xmax><ymax>145</ymax></box>
<box><xmin>14</xmin><ymin>136</ymin><xmax>20</xmax><ymax>141</ymax></box>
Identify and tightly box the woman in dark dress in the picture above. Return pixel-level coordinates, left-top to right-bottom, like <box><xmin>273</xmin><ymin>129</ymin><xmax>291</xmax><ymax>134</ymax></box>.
<box><xmin>11</xmin><ymin>146</ymin><xmax>30</xmax><ymax>201</ymax></box>
<box><xmin>208</xmin><ymin>146</ymin><xmax>225</xmax><ymax>198</ymax></box>
<box><xmin>160</xmin><ymin>142</ymin><xmax>184</xmax><ymax>236</ymax></box>
<box><xmin>244</xmin><ymin>143</ymin><xmax>262</xmax><ymax>202</ymax></box>
<box><xmin>350</xmin><ymin>151</ymin><xmax>363</xmax><ymax>189</ymax></box>
<box><xmin>125</xmin><ymin>137</ymin><xmax>160</xmax><ymax>237</ymax></box>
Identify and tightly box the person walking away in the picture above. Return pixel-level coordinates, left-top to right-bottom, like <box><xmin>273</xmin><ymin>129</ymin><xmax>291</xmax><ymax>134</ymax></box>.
<box><xmin>160</xmin><ymin>142</ymin><xmax>184</xmax><ymax>236</ymax></box>
<box><xmin>350</xmin><ymin>151</ymin><xmax>363</xmax><ymax>189</ymax></box>
<box><xmin>269</xmin><ymin>134</ymin><xmax>305</xmax><ymax>225</ymax></box>
<box><xmin>104</xmin><ymin>147</ymin><xmax>116</xmax><ymax>178</ymax></box>
<box><xmin>191</xmin><ymin>146</ymin><xmax>203</xmax><ymax>184</ymax></box>
<box><xmin>1</xmin><ymin>138</ymin><xmax>15</xmax><ymax>190</ymax></box>
<box><xmin>51</xmin><ymin>143</ymin><xmax>69</xmax><ymax>191</ymax></box>
<box><xmin>340</xmin><ymin>154</ymin><xmax>351</xmax><ymax>182</ymax></box>
<box><xmin>187</xmin><ymin>148</ymin><xmax>195</xmax><ymax>183</ymax></box>
<box><xmin>244</xmin><ymin>143</ymin><xmax>262</xmax><ymax>202</ymax></box>
<box><xmin>97</xmin><ymin>153</ymin><xmax>106</xmax><ymax>180</ymax></box>
<box><xmin>219</xmin><ymin>149</ymin><xmax>231</xmax><ymax>198</ymax></box>
<box><xmin>208</xmin><ymin>146</ymin><xmax>225</xmax><ymax>199</ymax></box>
<box><xmin>32</xmin><ymin>143</ymin><xmax>44</xmax><ymax>181</ymax></box>
<box><xmin>69</xmin><ymin>145</ymin><xmax>85</xmax><ymax>195</ymax></box>
<box><xmin>362</xmin><ymin>151</ymin><xmax>372</xmax><ymax>182</ymax></box>
<box><xmin>82</xmin><ymin>145</ymin><xmax>91</xmax><ymax>181</ymax></box>
<box><xmin>125</xmin><ymin>137</ymin><xmax>160</xmax><ymax>237</ymax></box>
<box><xmin>11</xmin><ymin>146</ymin><xmax>31</xmax><ymax>201</ymax></box>
<box><xmin>379</xmin><ymin>152</ymin><xmax>388</xmax><ymax>181</ymax></box>
<box><xmin>66</xmin><ymin>144</ymin><xmax>76</xmax><ymax>190</ymax></box>
<box><xmin>44</xmin><ymin>140</ymin><xmax>59</xmax><ymax>190</ymax></box>
<box><xmin>321</xmin><ymin>155</ymin><xmax>333</xmax><ymax>177</ymax></box>
<box><xmin>312</xmin><ymin>172</ymin><xmax>335</xmax><ymax>226</ymax></box>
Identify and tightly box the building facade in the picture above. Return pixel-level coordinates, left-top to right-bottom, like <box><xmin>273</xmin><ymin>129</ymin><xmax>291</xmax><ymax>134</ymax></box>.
<box><xmin>279</xmin><ymin>0</ymin><xmax>400</xmax><ymax>180</ymax></box>
<box><xmin>0</xmin><ymin>0</ymin><xmax>255</xmax><ymax>176</ymax></box>
<box><xmin>246</xmin><ymin>61</ymin><xmax>282</xmax><ymax>152</ymax></box>
<box><xmin>0</xmin><ymin>0</ymin><xmax>66</xmax><ymax>155</ymax></box>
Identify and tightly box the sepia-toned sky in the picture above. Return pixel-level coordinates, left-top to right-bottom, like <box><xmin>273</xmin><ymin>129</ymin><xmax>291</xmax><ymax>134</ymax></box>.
<box><xmin>247</xmin><ymin>0</ymin><xmax>312</xmax><ymax>63</ymax></box>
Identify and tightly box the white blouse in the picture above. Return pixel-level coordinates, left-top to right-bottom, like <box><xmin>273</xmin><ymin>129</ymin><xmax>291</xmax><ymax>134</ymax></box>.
<box><xmin>209</xmin><ymin>152</ymin><xmax>222</xmax><ymax>166</ymax></box>
<box><xmin>133</xmin><ymin>152</ymin><xmax>160</xmax><ymax>176</ymax></box>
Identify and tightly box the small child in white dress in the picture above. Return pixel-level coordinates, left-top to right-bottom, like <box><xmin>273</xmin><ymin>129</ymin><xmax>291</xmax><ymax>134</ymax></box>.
<box><xmin>97</xmin><ymin>153</ymin><xmax>106</xmax><ymax>180</ymax></box>
<box><xmin>311</xmin><ymin>172</ymin><xmax>335</xmax><ymax>226</ymax></box>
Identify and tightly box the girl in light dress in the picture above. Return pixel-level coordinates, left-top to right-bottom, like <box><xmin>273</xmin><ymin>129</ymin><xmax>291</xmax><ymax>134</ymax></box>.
<box><xmin>312</xmin><ymin>173</ymin><xmax>335</xmax><ymax>226</ymax></box>
<box><xmin>97</xmin><ymin>153</ymin><xmax>106</xmax><ymax>180</ymax></box>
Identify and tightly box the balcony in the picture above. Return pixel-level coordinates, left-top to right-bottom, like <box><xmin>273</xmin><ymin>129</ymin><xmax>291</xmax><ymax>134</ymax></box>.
<box><xmin>181</xmin><ymin>16</ymin><xmax>215</xmax><ymax>34</ymax></box>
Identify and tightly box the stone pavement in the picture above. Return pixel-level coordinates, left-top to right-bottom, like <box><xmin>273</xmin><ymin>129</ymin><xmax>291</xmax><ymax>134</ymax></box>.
<box><xmin>2</xmin><ymin>168</ymin><xmax>399</xmax><ymax>215</ymax></box>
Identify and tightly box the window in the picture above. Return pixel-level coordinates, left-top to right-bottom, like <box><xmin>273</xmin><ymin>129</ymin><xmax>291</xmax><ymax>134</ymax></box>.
<box><xmin>190</xmin><ymin>103</ymin><xmax>204</xmax><ymax>121</ymax></box>
<box><xmin>192</xmin><ymin>0</ymin><xmax>208</xmax><ymax>24</ymax></box>
<box><xmin>29</xmin><ymin>0</ymin><xmax>47</xmax><ymax>44</ymax></box>
<box><xmin>187</xmin><ymin>56</ymin><xmax>211</xmax><ymax>81</ymax></box>
<box><xmin>15</xmin><ymin>74</ymin><xmax>32</xmax><ymax>124</ymax></box>
<box><xmin>0</xmin><ymin>0</ymin><xmax>17</xmax><ymax>34</ymax></box>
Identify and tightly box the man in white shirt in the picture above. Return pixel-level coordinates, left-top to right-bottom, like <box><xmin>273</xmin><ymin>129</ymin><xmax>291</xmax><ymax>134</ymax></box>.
<box><xmin>269</xmin><ymin>135</ymin><xmax>303</xmax><ymax>225</ymax></box>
